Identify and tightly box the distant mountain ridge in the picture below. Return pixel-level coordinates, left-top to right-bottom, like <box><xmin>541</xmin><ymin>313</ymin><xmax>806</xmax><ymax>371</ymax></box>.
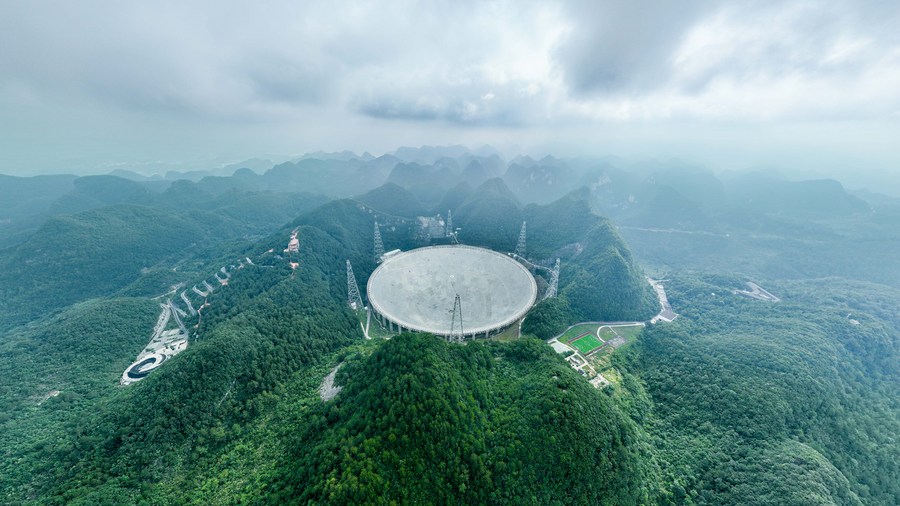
<box><xmin>5</xmin><ymin>146</ymin><xmax>878</xmax><ymax>251</ymax></box>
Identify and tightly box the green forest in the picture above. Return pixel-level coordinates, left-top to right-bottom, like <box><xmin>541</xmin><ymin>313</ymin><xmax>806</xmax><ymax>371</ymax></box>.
<box><xmin>0</xmin><ymin>161</ymin><xmax>897</xmax><ymax>505</ymax></box>
<box><xmin>617</xmin><ymin>274</ymin><xmax>899</xmax><ymax>505</ymax></box>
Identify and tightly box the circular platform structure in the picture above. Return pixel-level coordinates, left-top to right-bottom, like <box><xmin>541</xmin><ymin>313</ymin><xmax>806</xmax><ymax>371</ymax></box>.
<box><xmin>367</xmin><ymin>245</ymin><xmax>537</xmax><ymax>338</ymax></box>
<box><xmin>121</xmin><ymin>353</ymin><xmax>167</xmax><ymax>384</ymax></box>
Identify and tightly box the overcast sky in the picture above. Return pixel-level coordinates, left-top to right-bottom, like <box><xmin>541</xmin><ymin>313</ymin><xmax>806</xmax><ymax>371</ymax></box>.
<box><xmin>1</xmin><ymin>0</ymin><xmax>899</xmax><ymax>176</ymax></box>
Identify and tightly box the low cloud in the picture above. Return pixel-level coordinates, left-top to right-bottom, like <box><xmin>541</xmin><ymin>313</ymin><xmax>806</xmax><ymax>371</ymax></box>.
<box><xmin>353</xmin><ymin>76</ymin><xmax>547</xmax><ymax>126</ymax></box>
<box><xmin>555</xmin><ymin>0</ymin><xmax>714</xmax><ymax>96</ymax></box>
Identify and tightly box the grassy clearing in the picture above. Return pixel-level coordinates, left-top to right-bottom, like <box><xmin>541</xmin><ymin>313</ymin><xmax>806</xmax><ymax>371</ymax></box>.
<box><xmin>599</xmin><ymin>367</ymin><xmax>622</xmax><ymax>386</ymax></box>
<box><xmin>612</xmin><ymin>324</ymin><xmax>644</xmax><ymax>341</ymax></box>
<box><xmin>598</xmin><ymin>324</ymin><xmax>644</xmax><ymax>346</ymax></box>
<box><xmin>599</xmin><ymin>327</ymin><xmax>618</xmax><ymax>342</ymax></box>
<box><xmin>589</xmin><ymin>324</ymin><xmax>645</xmax><ymax>373</ymax></box>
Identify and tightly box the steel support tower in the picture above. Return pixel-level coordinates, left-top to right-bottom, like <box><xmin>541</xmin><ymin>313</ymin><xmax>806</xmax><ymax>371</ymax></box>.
<box><xmin>515</xmin><ymin>221</ymin><xmax>527</xmax><ymax>258</ymax></box>
<box><xmin>374</xmin><ymin>221</ymin><xmax>385</xmax><ymax>262</ymax></box>
<box><xmin>346</xmin><ymin>260</ymin><xmax>364</xmax><ymax>310</ymax></box>
<box><xmin>449</xmin><ymin>294</ymin><xmax>464</xmax><ymax>343</ymax></box>
<box><xmin>544</xmin><ymin>258</ymin><xmax>560</xmax><ymax>299</ymax></box>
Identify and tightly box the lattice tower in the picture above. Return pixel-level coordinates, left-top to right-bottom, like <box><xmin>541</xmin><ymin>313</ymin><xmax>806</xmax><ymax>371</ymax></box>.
<box><xmin>374</xmin><ymin>221</ymin><xmax>385</xmax><ymax>262</ymax></box>
<box><xmin>346</xmin><ymin>260</ymin><xmax>364</xmax><ymax>310</ymax></box>
<box><xmin>545</xmin><ymin>258</ymin><xmax>561</xmax><ymax>299</ymax></box>
<box><xmin>449</xmin><ymin>293</ymin><xmax>464</xmax><ymax>343</ymax></box>
<box><xmin>515</xmin><ymin>221</ymin><xmax>527</xmax><ymax>258</ymax></box>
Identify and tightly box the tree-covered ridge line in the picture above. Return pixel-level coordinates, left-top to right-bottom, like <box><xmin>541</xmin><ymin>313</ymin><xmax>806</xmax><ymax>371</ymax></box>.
<box><xmin>4</xmin><ymin>149</ymin><xmax>895</xmax><ymax>292</ymax></box>
<box><xmin>284</xmin><ymin>334</ymin><xmax>663</xmax><ymax>504</ymax></box>
<box><xmin>0</xmin><ymin>185</ymin><xmax>329</xmax><ymax>332</ymax></box>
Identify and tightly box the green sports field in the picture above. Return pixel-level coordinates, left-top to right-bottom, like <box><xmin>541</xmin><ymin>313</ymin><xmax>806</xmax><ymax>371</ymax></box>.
<box><xmin>569</xmin><ymin>333</ymin><xmax>604</xmax><ymax>354</ymax></box>
<box><xmin>559</xmin><ymin>324</ymin><xmax>599</xmax><ymax>342</ymax></box>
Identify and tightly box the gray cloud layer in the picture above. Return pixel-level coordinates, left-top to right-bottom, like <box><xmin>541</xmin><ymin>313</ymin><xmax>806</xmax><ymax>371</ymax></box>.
<box><xmin>1</xmin><ymin>0</ymin><xmax>898</xmax><ymax>173</ymax></box>
<box><xmin>557</xmin><ymin>0</ymin><xmax>715</xmax><ymax>95</ymax></box>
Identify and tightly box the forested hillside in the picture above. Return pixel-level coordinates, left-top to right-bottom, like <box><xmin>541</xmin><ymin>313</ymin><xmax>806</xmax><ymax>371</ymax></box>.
<box><xmin>0</xmin><ymin>187</ymin><xmax>327</xmax><ymax>330</ymax></box>
<box><xmin>2</xmin><ymin>220</ymin><xmax>362</xmax><ymax>504</ymax></box>
<box><xmin>0</xmin><ymin>174</ymin><xmax>77</xmax><ymax>248</ymax></box>
<box><xmin>0</xmin><ymin>205</ymin><xmax>207</xmax><ymax>329</ymax></box>
<box><xmin>449</xmin><ymin>181</ymin><xmax>658</xmax><ymax>328</ymax></box>
<box><xmin>615</xmin><ymin>274</ymin><xmax>899</xmax><ymax>505</ymax></box>
<box><xmin>271</xmin><ymin>334</ymin><xmax>660</xmax><ymax>504</ymax></box>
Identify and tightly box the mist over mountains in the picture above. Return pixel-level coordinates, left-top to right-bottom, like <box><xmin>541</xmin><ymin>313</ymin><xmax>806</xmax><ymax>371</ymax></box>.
<box><xmin>3</xmin><ymin>145</ymin><xmax>890</xmax><ymax>282</ymax></box>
